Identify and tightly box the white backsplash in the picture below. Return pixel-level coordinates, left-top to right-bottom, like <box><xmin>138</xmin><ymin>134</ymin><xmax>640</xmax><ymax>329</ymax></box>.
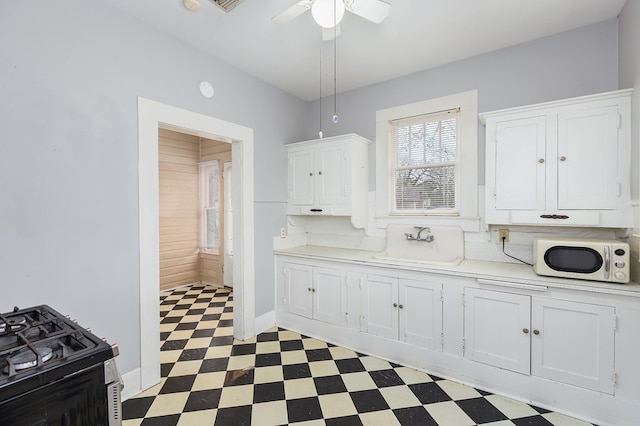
<box><xmin>277</xmin><ymin>190</ymin><xmax>634</xmax><ymax>267</ymax></box>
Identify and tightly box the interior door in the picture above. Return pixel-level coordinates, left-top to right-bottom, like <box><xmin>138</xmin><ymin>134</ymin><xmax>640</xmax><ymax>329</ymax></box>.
<box><xmin>223</xmin><ymin>162</ymin><xmax>233</xmax><ymax>287</ymax></box>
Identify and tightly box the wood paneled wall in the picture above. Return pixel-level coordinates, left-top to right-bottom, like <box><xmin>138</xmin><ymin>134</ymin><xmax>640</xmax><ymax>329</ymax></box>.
<box><xmin>158</xmin><ymin>129</ymin><xmax>200</xmax><ymax>290</ymax></box>
<box><xmin>199</xmin><ymin>139</ymin><xmax>232</xmax><ymax>286</ymax></box>
<box><xmin>157</xmin><ymin>130</ymin><xmax>232</xmax><ymax>290</ymax></box>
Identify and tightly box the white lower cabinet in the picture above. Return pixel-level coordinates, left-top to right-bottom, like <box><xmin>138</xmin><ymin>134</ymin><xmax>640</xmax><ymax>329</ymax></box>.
<box><xmin>464</xmin><ymin>287</ymin><xmax>615</xmax><ymax>394</ymax></box>
<box><xmin>283</xmin><ymin>262</ymin><xmax>347</xmax><ymax>326</ymax></box>
<box><xmin>361</xmin><ymin>274</ymin><xmax>443</xmax><ymax>350</ymax></box>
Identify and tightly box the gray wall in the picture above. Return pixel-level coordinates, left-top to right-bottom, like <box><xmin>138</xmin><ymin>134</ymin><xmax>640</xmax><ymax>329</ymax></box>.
<box><xmin>308</xmin><ymin>19</ymin><xmax>620</xmax><ymax>189</ymax></box>
<box><xmin>619</xmin><ymin>0</ymin><xmax>640</xmax><ymax>201</ymax></box>
<box><xmin>1</xmin><ymin>0</ymin><xmax>634</xmax><ymax>381</ymax></box>
<box><xmin>0</xmin><ymin>0</ymin><xmax>307</xmax><ymax>374</ymax></box>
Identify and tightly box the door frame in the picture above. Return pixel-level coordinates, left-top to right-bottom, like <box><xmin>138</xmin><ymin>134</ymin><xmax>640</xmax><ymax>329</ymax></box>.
<box><xmin>223</xmin><ymin>161</ymin><xmax>233</xmax><ymax>287</ymax></box>
<box><xmin>137</xmin><ymin>97</ymin><xmax>255</xmax><ymax>392</ymax></box>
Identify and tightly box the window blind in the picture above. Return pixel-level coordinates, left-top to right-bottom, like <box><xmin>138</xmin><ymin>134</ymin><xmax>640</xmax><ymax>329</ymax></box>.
<box><xmin>391</xmin><ymin>108</ymin><xmax>459</xmax><ymax>213</ymax></box>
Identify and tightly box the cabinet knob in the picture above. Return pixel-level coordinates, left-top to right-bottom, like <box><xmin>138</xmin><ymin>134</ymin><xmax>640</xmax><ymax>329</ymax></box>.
<box><xmin>398</xmin><ymin>304</ymin><xmax>404</xmax><ymax>309</ymax></box>
<box><xmin>523</xmin><ymin>328</ymin><xmax>529</xmax><ymax>334</ymax></box>
<box><xmin>318</xmin><ymin>171</ymin><xmax>322</xmax><ymax>175</ymax></box>
<box><xmin>560</xmin><ymin>156</ymin><xmax>567</xmax><ymax>161</ymax></box>
<box><xmin>308</xmin><ymin>287</ymin><xmax>312</xmax><ymax>292</ymax></box>
<box><xmin>393</xmin><ymin>303</ymin><xmax>398</xmax><ymax>308</ymax></box>
<box><xmin>312</xmin><ymin>288</ymin><xmax>316</xmax><ymax>292</ymax></box>
<box><xmin>309</xmin><ymin>172</ymin><xmax>313</xmax><ymax>176</ymax></box>
<box><xmin>533</xmin><ymin>329</ymin><xmax>540</xmax><ymax>335</ymax></box>
<box><xmin>538</xmin><ymin>158</ymin><xmax>544</xmax><ymax>164</ymax></box>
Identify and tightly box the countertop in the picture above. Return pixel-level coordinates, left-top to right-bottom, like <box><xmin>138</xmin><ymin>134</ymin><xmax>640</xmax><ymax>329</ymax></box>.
<box><xmin>274</xmin><ymin>245</ymin><xmax>640</xmax><ymax>298</ymax></box>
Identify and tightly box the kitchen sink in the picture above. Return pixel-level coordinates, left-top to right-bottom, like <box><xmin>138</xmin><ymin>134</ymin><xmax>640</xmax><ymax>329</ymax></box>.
<box><xmin>373</xmin><ymin>224</ymin><xmax>464</xmax><ymax>266</ymax></box>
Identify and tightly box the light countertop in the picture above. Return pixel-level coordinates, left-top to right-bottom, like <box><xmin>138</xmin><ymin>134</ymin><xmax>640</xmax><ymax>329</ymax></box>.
<box><xmin>274</xmin><ymin>245</ymin><xmax>640</xmax><ymax>298</ymax></box>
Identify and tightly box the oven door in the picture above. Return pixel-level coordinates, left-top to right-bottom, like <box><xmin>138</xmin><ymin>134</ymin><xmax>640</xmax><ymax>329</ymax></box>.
<box><xmin>0</xmin><ymin>364</ymin><xmax>108</xmax><ymax>426</ymax></box>
<box><xmin>537</xmin><ymin>245</ymin><xmax>609</xmax><ymax>281</ymax></box>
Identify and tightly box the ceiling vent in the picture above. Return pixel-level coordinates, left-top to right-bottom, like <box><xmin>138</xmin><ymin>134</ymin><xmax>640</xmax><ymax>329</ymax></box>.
<box><xmin>209</xmin><ymin>0</ymin><xmax>244</xmax><ymax>12</ymax></box>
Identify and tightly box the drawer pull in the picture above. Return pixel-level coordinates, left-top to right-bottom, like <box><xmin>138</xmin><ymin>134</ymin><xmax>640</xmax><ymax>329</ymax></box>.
<box><xmin>540</xmin><ymin>214</ymin><xmax>569</xmax><ymax>219</ymax></box>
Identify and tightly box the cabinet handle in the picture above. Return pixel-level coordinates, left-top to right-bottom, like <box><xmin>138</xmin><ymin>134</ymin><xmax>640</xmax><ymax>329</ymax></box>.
<box><xmin>560</xmin><ymin>156</ymin><xmax>567</xmax><ymax>161</ymax></box>
<box><xmin>398</xmin><ymin>304</ymin><xmax>404</xmax><ymax>309</ymax></box>
<box><xmin>538</xmin><ymin>158</ymin><xmax>544</xmax><ymax>163</ymax></box>
<box><xmin>393</xmin><ymin>303</ymin><xmax>398</xmax><ymax>308</ymax></box>
<box><xmin>310</xmin><ymin>208</ymin><xmax>323</xmax><ymax>212</ymax></box>
<box><xmin>523</xmin><ymin>328</ymin><xmax>529</xmax><ymax>334</ymax></box>
<box><xmin>533</xmin><ymin>329</ymin><xmax>540</xmax><ymax>335</ymax></box>
<box><xmin>540</xmin><ymin>214</ymin><xmax>569</xmax><ymax>219</ymax></box>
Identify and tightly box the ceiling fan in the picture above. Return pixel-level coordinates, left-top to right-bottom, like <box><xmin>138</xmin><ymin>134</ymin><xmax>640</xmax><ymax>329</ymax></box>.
<box><xmin>272</xmin><ymin>0</ymin><xmax>391</xmax><ymax>39</ymax></box>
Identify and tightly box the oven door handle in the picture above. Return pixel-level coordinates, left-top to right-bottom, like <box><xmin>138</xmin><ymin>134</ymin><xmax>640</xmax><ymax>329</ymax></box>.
<box><xmin>604</xmin><ymin>245</ymin><xmax>610</xmax><ymax>280</ymax></box>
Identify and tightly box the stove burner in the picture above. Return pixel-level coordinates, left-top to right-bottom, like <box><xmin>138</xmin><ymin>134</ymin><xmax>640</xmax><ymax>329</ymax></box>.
<box><xmin>5</xmin><ymin>346</ymin><xmax>53</xmax><ymax>373</ymax></box>
<box><xmin>0</xmin><ymin>315</ymin><xmax>27</xmax><ymax>335</ymax></box>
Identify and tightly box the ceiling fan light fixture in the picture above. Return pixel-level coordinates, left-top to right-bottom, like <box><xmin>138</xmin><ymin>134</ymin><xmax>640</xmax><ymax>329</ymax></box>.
<box><xmin>312</xmin><ymin>0</ymin><xmax>345</xmax><ymax>28</ymax></box>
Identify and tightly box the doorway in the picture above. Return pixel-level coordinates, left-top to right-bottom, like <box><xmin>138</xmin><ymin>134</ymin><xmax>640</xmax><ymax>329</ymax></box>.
<box><xmin>136</xmin><ymin>97</ymin><xmax>255</xmax><ymax>395</ymax></box>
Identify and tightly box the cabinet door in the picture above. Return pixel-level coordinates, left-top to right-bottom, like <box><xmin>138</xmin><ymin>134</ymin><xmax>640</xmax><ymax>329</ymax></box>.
<box><xmin>313</xmin><ymin>267</ymin><xmax>347</xmax><ymax>326</ymax></box>
<box><xmin>557</xmin><ymin>105</ymin><xmax>619</xmax><ymax>210</ymax></box>
<box><xmin>362</xmin><ymin>274</ymin><xmax>398</xmax><ymax>339</ymax></box>
<box><xmin>464</xmin><ymin>288</ymin><xmax>531</xmax><ymax>374</ymax></box>
<box><xmin>287</xmin><ymin>147</ymin><xmax>315</xmax><ymax>208</ymax></box>
<box><xmin>315</xmin><ymin>142</ymin><xmax>349</xmax><ymax>209</ymax></box>
<box><xmin>493</xmin><ymin>116</ymin><xmax>547</xmax><ymax>210</ymax></box>
<box><xmin>283</xmin><ymin>263</ymin><xmax>313</xmax><ymax>319</ymax></box>
<box><xmin>531</xmin><ymin>298</ymin><xmax>615</xmax><ymax>394</ymax></box>
<box><xmin>398</xmin><ymin>279</ymin><xmax>442</xmax><ymax>350</ymax></box>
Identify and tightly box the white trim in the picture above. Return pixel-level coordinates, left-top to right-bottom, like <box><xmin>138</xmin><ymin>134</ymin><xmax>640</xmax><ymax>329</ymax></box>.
<box><xmin>121</xmin><ymin>368</ymin><xmax>142</xmax><ymax>401</ymax></box>
<box><xmin>254</xmin><ymin>310</ymin><xmax>277</xmax><ymax>335</ymax></box>
<box><xmin>137</xmin><ymin>97</ymin><xmax>255</xmax><ymax>392</ymax></box>
<box><xmin>375</xmin><ymin>90</ymin><xmax>480</xmax><ymax>232</ymax></box>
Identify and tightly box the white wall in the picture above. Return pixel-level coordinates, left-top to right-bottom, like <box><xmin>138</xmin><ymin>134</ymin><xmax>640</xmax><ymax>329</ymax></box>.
<box><xmin>619</xmin><ymin>0</ymin><xmax>640</xmax><ymax>201</ymax></box>
<box><xmin>0</xmin><ymin>0</ymin><xmax>307</xmax><ymax>375</ymax></box>
<box><xmin>618</xmin><ymin>0</ymin><xmax>640</xmax><ymax>282</ymax></box>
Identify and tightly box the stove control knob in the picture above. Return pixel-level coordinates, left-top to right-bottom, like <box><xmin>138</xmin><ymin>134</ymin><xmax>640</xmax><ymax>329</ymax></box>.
<box><xmin>111</xmin><ymin>343</ymin><xmax>120</xmax><ymax>357</ymax></box>
<box><xmin>615</xmin><ymin>271</ymin><xmax>626</xmax><ymax>281</ymax></box>
<box><xmin>85</xmin><ymin>327</ymin><xmax>92</xmax><ymax>332</ymax></box>
<box><xmin>614</xmin><ymin>261</ymin><xmax>625</xmax><ymax>268</ymax></box>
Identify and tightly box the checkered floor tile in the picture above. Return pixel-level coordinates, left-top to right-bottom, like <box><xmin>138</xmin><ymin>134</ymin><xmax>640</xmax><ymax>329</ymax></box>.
<box><xmin>122</xmin><ymin>284</ymin><xmax>596</xmax><ymax>426</ymax></box>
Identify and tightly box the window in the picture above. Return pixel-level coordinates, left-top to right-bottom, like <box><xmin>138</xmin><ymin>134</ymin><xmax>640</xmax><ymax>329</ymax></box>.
<box><xmin>391</xmin><ymin>109</ymin><xmax>459</xmax><ymax>214</ymax></box>
<box><xmin>199</xmin><ymin>161</ymin><xmax>220</xmax><ymax>253</ymax></box>
<box><xmin>375</xmin><ymin>90</ymin><xmax>479</xmax><ymax>231</ymax></box>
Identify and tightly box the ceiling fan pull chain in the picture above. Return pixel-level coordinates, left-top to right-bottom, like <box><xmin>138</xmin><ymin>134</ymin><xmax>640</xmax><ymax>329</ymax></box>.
<box><xmin>332</xmin><ymin>0</ymin><xmax>339</xmax><ymax>124</ymax></box>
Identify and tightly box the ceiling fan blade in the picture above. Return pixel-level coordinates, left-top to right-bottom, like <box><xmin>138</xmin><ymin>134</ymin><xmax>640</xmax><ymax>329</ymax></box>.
<box><xmin>272</xmin><ymin>0</ymin><xmax>315</xmax><ymax>24</ymax></box>
<box><xmin>322</xmin><ymin>24</ymin><xmax>341</xmax><ymax>41</ymax></box>
<box><xmin>344</xmin><ymin>0</ymin><xmax>391</xmax><ymax>24</ymax></box>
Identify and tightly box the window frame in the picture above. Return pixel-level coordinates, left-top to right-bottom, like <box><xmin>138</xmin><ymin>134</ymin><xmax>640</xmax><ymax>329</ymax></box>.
<box><xmin>199</xmin><ymin>160</ymin><xmax>221</xmax><ymax>254</ymax></box>
<box><xmin>375</xmin><ymin>90</ymin><xmax>480</xmax><ymax>231</ymax></box>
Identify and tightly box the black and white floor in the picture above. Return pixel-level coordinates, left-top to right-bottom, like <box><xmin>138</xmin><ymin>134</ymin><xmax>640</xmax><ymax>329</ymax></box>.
<box><xmin>122</xmin><ymin>284</ymin><xmax>595</xmax><ymax>426</ymax></box>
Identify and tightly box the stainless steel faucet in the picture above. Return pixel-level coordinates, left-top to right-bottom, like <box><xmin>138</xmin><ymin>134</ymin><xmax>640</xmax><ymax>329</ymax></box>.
<box><xmin>405</xmin><ymin>226</ymin><xmax>434</xmax><ymax>242</ymax></box>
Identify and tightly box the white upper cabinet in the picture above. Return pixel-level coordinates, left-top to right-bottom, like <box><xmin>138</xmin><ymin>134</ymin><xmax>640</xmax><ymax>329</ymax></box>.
<box><xmin>286</xmin><ymin>134</ymin><xmax>371</xmax><ymax>228</ymax></box>
<box><xmin>481</xmin><ymin>89</ymin><xmax>633</xmax><ymax>227</ymax></box>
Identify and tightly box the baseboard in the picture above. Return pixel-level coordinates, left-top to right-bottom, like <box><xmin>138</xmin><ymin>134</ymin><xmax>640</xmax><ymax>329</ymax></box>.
<box><xmin>254</xmin><ymin>310</ymin><xmax>276</xmax><ymax>335</ymax></box>
<box><xmin>121</xmin><ymin>368</ymin><xmax>142</xmax><ymax>401</ymax></box>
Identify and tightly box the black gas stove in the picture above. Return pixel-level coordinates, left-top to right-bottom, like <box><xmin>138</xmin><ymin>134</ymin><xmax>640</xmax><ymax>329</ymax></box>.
<box><xmin>0</xmin><ymin>305</ymin><xmax>122</xmax><ymax>425</ymax></box>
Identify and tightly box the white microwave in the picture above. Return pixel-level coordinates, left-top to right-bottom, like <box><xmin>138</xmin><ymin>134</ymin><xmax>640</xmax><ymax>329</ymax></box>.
<box><xmin>533</xmin><ymin>238</ymin><xmax>630</xmax><ymax>284</ymax></box>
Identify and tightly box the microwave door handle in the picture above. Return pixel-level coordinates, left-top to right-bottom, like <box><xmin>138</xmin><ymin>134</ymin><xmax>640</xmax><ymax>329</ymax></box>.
<box><xmin>604</xmin><ymin>246</ymin><xmax>610</xmax><ymax>280</ymax></box>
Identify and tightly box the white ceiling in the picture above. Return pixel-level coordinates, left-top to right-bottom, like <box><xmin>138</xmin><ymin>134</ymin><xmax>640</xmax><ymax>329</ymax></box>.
<box><xmin>96</xmin><ymin>0</ymin><xmax>627</xmax><ymax>101</ymax></box>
